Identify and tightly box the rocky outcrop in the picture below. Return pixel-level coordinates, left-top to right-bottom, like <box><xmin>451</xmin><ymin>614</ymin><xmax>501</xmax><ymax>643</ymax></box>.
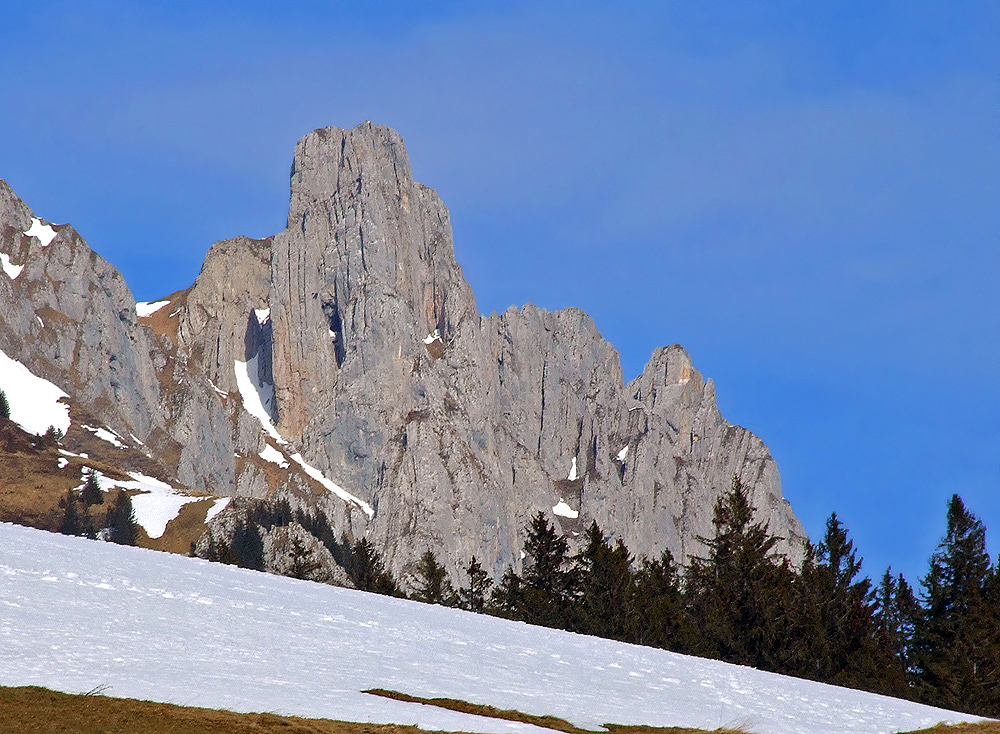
<box><xmin>0</xmin><ymin>122</ymin><xmax>806</xmax><ymax>584</ymax></box>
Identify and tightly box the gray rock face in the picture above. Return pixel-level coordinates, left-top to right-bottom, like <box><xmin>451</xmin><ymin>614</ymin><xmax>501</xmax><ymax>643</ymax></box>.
<box><xmin>0</xmin><ymin>123</ymin><xmax>806</xmax><ymax>583</ymax></box>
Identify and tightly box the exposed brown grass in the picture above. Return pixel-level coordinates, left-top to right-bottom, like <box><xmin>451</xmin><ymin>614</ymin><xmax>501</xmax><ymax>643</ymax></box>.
<box><xmin>363</xmin><ymin>689</ymin><xmax>740</xmax><ymax>734</ymax></box>
<box><xmin>0</xmin><ymin>685</ymin><xmax>421</xmax><ymax>734</ymax></box>
<box><xmin>903</xmin><ymin>724</ymin><xmax>1000</xmax><ymax>734</ymax></box>
<box><xmin>1</xmin><ymin>683</ymin><xmax>994</xmax><ymax>734</ymax></box>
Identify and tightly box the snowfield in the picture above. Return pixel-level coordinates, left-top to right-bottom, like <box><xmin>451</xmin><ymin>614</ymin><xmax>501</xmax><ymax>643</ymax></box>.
<box><xmin>0</xmin><ymin>523</ymin><xmax>985</xmax><ymax>734</ymax></box>
<box><xmin>0</xmin><ymin>347</ymin><xmax>71</xmax><ymax>435</ymax></box>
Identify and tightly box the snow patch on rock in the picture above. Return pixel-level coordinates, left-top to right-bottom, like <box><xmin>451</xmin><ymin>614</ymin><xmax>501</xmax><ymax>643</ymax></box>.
<box><xmin>205</xmin><ymin>497</ymin><xmax>230</xmax><ymax>523</ymax></box>
<box><xmin>136</xmin><ymin>300</ymin><xmax>171</xmax><ymax>317</ymax></box>
<box><xmin>567</xmin><ymin>457</ymin><xmax>578</xmax><ymax>481</ymax></box>
<box><xmin>0</xmin><ymin>348</ymin><xmax>71</xmax><ymax>435</ymax></box>
<box><xmin>552</xmin><ymin>499</ymin><xmax>579</xmax><ymax>519</ymax></box>
<box><xmin>259</xmin><ymin>443</ymin><xmax>289</xmax><ymax>469</ymax></box>
<box><xmin>0</xmin><ymin>253</ymin><xmax>23</xmax><ymax>280</ymax></box>
<box><xmin>24</xmin><ymin>218</ymin><xmax>57</xmax><ymax>247</ymax></box>
<box><xmin>254</xmin><ymin>308</ymin><xmax>270</xmax><ymax>326</ymax></box>
<box><xmin>83</xmin><ymin>425</ymin><xmax>124</xmax><ymax>448</ymax></box>
<box><xmin>617</xmin><ymin>445</ymin><xmax>629</xmax><ymax>462</ymax></box>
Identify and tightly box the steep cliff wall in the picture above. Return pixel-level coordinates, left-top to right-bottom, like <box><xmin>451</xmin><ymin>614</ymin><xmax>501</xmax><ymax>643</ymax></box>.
<box><xmin>0</xmin><ymin>123</ymin><xmax>806</xmax><ymax>581</ymax></box>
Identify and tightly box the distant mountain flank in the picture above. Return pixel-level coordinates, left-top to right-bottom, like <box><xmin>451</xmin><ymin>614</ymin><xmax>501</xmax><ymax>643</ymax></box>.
<box><xmin>0</xmin><ymin>121</ymin><xmax>805</xmax><ymax>581</ymax></box>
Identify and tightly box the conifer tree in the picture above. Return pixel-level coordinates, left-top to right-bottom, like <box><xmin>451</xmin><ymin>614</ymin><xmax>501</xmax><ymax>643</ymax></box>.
<box><xmin>80</xmin><ymin>469</ymin><xmax>103</xmax><ymax>506</ymax></box>
<box><xmin>874</xmin><ymin>567</ymin><xmax>919</xmax><ymax>674</ymax></box>
<box><xmin>520</xmin><ymin>512</ymin><xmax>577</xmax><ymax>629</ymax></box>
<box><xmin>684</xmin><ymin>475</ymin><xmax>793</xmax><ymax>670</ymax></box>
<box><xmin>629</xmin><ymin>548</ymin><xmax>695</xmax><ymax>652</ymax></box>
<box><xmin>349</xmin><ymin>537</ymin><xmax>399</xmax><ymax>595</ymax></box>
<box><xmin>410</xmin><ymin>549</ymin><xmax>456</xmax><ymax>605</ymax></box>
<box><xmin>0</xmin><ymin>388</ymin><xmax>9</xmax><ymax>421</ymax></box>
<box><xmin>912</xmin><ymin>495</ymin><xmax>998</xmax><ymax>716</ymax></box>
<box><xmin>812</xmin><ymin>513</ymin><xmax>903</xmax><ymax>694</ymax></box>
<box><xmin>489</xmin><ymin>567</ymin><xmax>523</xmax><ymax>619</ymax></box>
<box><xmin>57</xmin><ymin>488</ymin><xmax>83</xmax><ymax>537</ymax></box>
<box><xmin>231</xmin><ymin>518</ymin><xmax>265</xmax><ymax>571</ymax></box>
<box><xmin>287</xmin><ymin>533</ymin><xmax>322</xmax><ymax>580</ymax></box>
<box><xmin>457</xmin><ymin>556</ymin><xmax>493</xmax><ymax>613</ymax></box>
<box><xmin>105</xmin><ymin>490</ymin><xmax>138</xmax><ymax>546</ymax></box>
<box><xmin>573</xmin><ymin>521</ymin><xmax>633</xmax><ymax>640</ymax></box>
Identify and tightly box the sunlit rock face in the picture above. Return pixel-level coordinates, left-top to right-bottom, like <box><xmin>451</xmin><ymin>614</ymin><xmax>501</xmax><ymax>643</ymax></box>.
<box><xmin>0</xmin><ymin>123</ymin><xmax>806</xmax><ymax>581</ymax></box>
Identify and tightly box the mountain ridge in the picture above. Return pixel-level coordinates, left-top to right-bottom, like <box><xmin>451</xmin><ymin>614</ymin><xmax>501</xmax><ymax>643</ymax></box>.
<box><xmin>0</xmin><ymin>121</ymin><xmax>805</xmax><ymax>580</ymax></box>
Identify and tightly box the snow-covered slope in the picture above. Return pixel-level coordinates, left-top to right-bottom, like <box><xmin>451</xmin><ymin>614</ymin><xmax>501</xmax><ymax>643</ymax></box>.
<box><xmin>0</xmin><ymin>523</ymin><xmax>985</xmax><ymax>734</ymax></box>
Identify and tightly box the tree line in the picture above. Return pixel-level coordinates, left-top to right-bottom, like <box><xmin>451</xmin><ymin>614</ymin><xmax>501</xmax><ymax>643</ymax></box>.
<box><xmin>400</xmin><ymin>477</ymin><xmax>999</xmax><ymax>718</ymax></box>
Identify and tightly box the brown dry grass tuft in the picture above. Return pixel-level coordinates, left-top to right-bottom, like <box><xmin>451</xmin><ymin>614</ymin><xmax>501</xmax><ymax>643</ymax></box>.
<box><xmin>903</xmin><ymin>724</ymin><xmax>1000</xmax><ymax>734</ymax></box>
<box><xmin>363</xmin><ymin>689</ymin><xmax>741</xmax><ymax>734</ymax></box>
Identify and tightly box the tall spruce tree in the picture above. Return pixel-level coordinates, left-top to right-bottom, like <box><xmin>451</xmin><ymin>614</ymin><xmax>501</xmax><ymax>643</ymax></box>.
<box><xmin>684</xmin><ymin>475</ymin><xmax>794</xmax><ymax>670</ymax></box>
<box><xmin>489</xmin><ymin>567</ymin><xmax>523</xmax><ymax>619</ymax></box>
<box><xmin>105</xmin><ymin>490</ymin><xmax>138</xmax><ymax>545</ymax></box>
<box><xmin>0</xmin><ymin>388</ymin><xmax>9</xmax><ymax>421</ymax></box>
<box><xmin>812</xmin><ymin>513</ymin><xmax>904</xmax><ymax>694</ymax></box>
<box><xmin>874</xmin><ymin>567</ymin><xmax>919</xmax><ymax>676</ymax></box>
<box><xmin>231</xmin><ymin>518</ymin><xmax>265</xmax><ymax>571</ymax></box>
<box><xmin>349</xmin><ymin>537</ymin><xmax>399</xmax><ymax>596</ymax></box>
<box><xmin>410</xmin><ymin>549</ymin><xmax>456</xmax><ymax>606</ymax></box>
<box><xmin>80</xmin><ymin>469</ymin><xmax>104</xmax><ymax>506</ymax></box>
<box><xmin>573</xmin><ymin>521</ymin><xmax>633</xmax><ymax>640</ymax></box>
<box><xmin>629</xmin><ymin>548</ymin><xmax>695</xmax><ymax>652</ymax></box>
<box><xmin>457</xmin><ymin>556</ymin><xmax>493</xmax><ymax>613</ymax></box>
<box><xmin>520</xmin><ymin>512</ymin><xmax>577</xmax><ymax>629</ymax></box>
<box><xmin>912</xmin><ymin>495</ymin><xmax>998</xmax><ymax>716</ymax></box>
<box><xmin>57</xmin><ymin>489</ymin><xmax>83</xmax><ymax>537</ymax></box>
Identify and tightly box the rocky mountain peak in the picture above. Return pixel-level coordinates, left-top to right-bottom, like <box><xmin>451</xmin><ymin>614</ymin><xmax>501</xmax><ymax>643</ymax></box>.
<box><xmin>0</xmin><ymin>123</ymin><xmax>807</xmax><ymax>583</ymax></box>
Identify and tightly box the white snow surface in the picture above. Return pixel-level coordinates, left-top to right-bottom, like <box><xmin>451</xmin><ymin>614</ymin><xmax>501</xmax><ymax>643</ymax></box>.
<box><xmin>259</xmin><ymin>443</ymin><xmax>289</xmax><ymax>469</ymax></box>
<box><xmin>254</xmin><ymin>307</ymin><xmax>271</xmax><ymax>325</ymax></box>
<box><xmin>204</xmin><ymin>497</ymin><xmax>230</xmax><ymax>523</ymax></box>
<box><xmin>234</xmin><ymin>357</ymin><xmax>374</xmax><ymax>518</ymax></box>
<box><xmin>0</xmin><ymin>524</ymin><xmax>984</xmax><ymax>734</ymax></box>
<box><xmin>234</xmin><ymin>356</ymin><xmax>281</xmax><ymax>443</ymax></box>
<box><xmin>423</xmin><ymin>329</ymin><xmax>441</xmax><ymax>344</ymax></box>
<box><xmin>552</xmin><ymin>499</ymin><xmax>579</xmax><ymax>519</ymax></box>
<box><xmin>83</xmin><ymin>425</ymin><xmax>125</xmax><ymax>448</ymax></box>
<box><xmin>136</xmin><ymin>300</ymin><xmax>171</xmax><ymax>317</ymax></box>
<box><xmin>0</xmin><ymin>252</ymin><xmax>23</xmax><ymax>279</ymax></box>
<box><xmin>88</xmin><ymin>471</ymin><xmax>200</xmax><ymax>539</ymax></box>
<box><xmin>0</xmin><ymin>348</ymin><xmax>71</xmax><ymax>435</ymax></box>
<box><xmin>617</xmin><ymin>445</ymin><xmax>629</xmax><ymax>462</ymax></box>
<box><xmin>568</xmin><ymin>456</ymin><xmax>578</xmax><ymax>481</ymax></box>
<box><xmin>24</xmin><ymin>217</ymin><xmax>57</xmax><ymax>247</ymax></box>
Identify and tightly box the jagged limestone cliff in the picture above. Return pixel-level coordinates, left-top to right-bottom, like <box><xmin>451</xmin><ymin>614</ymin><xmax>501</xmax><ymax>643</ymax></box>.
<box><xmin>0</xmin><ymin>123</ymin><xmax>806</xmax><ymax>581</ymax></box>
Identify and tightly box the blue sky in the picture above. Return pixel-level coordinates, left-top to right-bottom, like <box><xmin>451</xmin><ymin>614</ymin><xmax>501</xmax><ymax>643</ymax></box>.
<box><xmin>2</xmin><ymin>0</ymin><xmax>996</xmax><ymax>585</ymax></box>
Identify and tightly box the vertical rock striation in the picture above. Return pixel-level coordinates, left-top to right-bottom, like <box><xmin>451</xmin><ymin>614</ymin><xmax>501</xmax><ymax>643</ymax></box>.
<box><xmin>0</xmin><ymin>122</ymin><xmax>806</xmax><ymax>582</ymax></box>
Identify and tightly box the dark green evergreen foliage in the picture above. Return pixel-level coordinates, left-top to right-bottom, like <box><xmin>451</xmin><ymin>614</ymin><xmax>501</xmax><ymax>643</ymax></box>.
<box><xmin>912</xmin><ymin>495</ymin><xmax>999</xmax><ymax>716</ymax></box>
<box><xmin>572</xmin><ymin>521</ymin><xmax>633</xmax><ymax>640</ymax></box>
<box><xmin>230</xmin><ymin>518</ymin><xmax>265</xmax><ymax>571</ymax></box>
<box><xmin>79</xmin><ymin>469</ymin><xmax>103</xmax><ymax>506</ymax></box>
<box><xmin>287</xmin><ymin>534</ymin><xmax>322</xmax><ymax>580</ymax></box>
<box><xmin>457</xmin><ymin>556</ymin><xmax>493</xmax><ymax>612</ymax></box>
<box><xmin>105</xmin><ymin>491</ymin><xmax>138</xmax><ymax>546</ymax></box>
<box><xmin>410</xmin><ymin>549</ymin><xmax>456</xmax><ymax>606</ymax></box>
<box><xmin>809</xmin><ymin>513</ymin><xmax>906</xmax><ymax>695</ymax></box>
<box><xmin>684</xmin><ymin>475</ymin><xmax>794</xmax><ymax>670</ymax></box>
<box><xmin>488</xmin><ymin>567</ymin><xmax>523</xmax><ymax>619</ymax></box>
<box><xmin>874</xmin><ymin>567</ymin><xmax>919</xmax><ymax>671</ymax></box>
<box><xmin>629</xmin><ymin>548</ymin><xmax>694</xmax><ymax>651</ymax></box>
<box><xmin>0</xmin><ymin>388</ymin><xmax>9</xmax><ymax>421</ymax></box>
<box><xmin>520</xmin><ymin>511</ymin><xmax>578</xmax><ymax>628</ymax></box>
<box><xmin>39</xmin><ymin>425</ymin><xmax>63</xmax><ymax>447</ymax></box>
<box><xmin>349</xmin><ymin>537</ymin><xmax>399</xmax><ymax>595</ymax></box>
<box><xmin>57</xmin><ymin>489</ymin><xmax>84</xmax><ymax>537</ymax></box>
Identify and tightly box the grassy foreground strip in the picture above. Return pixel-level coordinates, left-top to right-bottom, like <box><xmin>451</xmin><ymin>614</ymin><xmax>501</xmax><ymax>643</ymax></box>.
<box><xmin>0</xmin><ymin>685</ymin><xmax>418</xmax><ymax>734</ymax></box>
<box><xmin>1</xmin><ymin>684</ymin><xmax>996</xmax><ymax>734</ymax></box>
